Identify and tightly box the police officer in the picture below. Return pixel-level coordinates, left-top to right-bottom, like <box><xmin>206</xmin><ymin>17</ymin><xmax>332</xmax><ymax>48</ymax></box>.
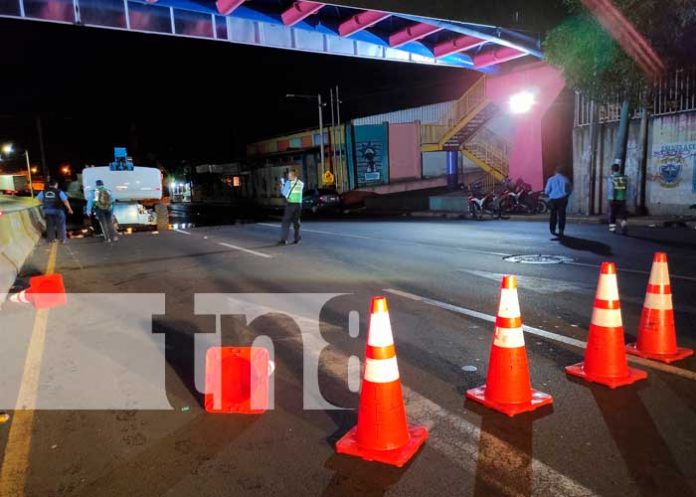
<box><xmin>37</xmin><ymin>179</ymin><xmax>73</xmax><ymax>244</ymax></box>
<box><xmin>278</xmin><ymin>168</ymin><xmax>304</xmax><ymax>245</ymax></box>
<box><xmin>608</xmin><ymin>162</ymin><xmax>628</xmax><ymax>234</ymax></box>
<box><xmin>544</xmin><ymin>166</ymin><xmax>573</xmax><ymax>239</ymax></box>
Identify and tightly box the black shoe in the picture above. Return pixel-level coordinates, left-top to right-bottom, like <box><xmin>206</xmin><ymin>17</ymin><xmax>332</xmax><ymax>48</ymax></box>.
<box><xmin>277</xmin><ymin>240</ymin><xmax>288</xmax><ymax>245</ymax></box>
<box><xmin>292</xmin><ymin>239</ymin><xmax>301</xmax><ymax>245</ymax></box>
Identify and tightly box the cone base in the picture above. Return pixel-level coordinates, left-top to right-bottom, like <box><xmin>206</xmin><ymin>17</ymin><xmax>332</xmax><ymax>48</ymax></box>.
<box><xmin>335</xmin><ymin>425</ymin><xmax>428</xmax><ymax>467</ymax></box>
<box><xmin>465</xmin><ymin>386</ymin><xmax>553</xmax><ymax>417</ymax></box>
<box><xmin>625</xmin><ymin>343</ymin><xmax>694</xmax><ymax>364</ymax></box>
<box><xmin>565</xmin><ymin>362</ymin><xmax>647</xmax><ymax>389</ymax></box>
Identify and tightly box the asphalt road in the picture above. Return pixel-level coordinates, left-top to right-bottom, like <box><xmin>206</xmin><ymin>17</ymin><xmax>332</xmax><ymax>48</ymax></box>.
<box><xmin>1</xmin><ymin>217</ymin><xmax>695</xmax><ymax>497</ymax></box>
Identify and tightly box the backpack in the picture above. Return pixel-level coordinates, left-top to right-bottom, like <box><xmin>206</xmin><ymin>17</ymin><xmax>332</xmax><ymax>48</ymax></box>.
<box><xmin>97</xmin><ymin>187</ymin><xmax>113</xmax><ymax>209</ymax></box>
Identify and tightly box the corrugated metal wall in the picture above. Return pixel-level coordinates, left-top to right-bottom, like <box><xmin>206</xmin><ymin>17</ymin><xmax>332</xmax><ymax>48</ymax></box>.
<box><xmin>352</xmin><ymin>101</ymin><xmax>455</xmax><ymax>126</ymax></box>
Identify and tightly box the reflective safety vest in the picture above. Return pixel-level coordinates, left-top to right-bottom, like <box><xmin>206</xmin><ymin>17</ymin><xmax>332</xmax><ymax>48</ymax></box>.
<box><xmin>610</xmin><ymin>173</ymin><xmax>627</xmax><ymax>201</ymax></box>
<box><xmin>287</xmin><ymin>179</ymin><xmax>303</xmax><ymax>204</ymax></box>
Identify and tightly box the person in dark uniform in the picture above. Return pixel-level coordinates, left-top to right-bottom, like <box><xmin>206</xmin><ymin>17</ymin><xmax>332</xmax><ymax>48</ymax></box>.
<box><xmin>36</xmin><ymin>179</ymin><xmax>73</xmax><ymax>243</ymax></box>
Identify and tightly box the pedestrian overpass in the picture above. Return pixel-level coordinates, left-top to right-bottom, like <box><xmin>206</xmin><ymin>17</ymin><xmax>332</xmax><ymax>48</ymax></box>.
<box><xmin>0</xmin><ymin>0</ymin><xmax>542</xmax><ymax>71</ymax></box>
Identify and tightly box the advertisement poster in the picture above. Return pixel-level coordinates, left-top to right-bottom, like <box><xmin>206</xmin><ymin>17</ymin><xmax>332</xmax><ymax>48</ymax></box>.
<box><xmin>346</xmin><ymin>124</ymin><xmax>389</xmax><ymax>189</ymax></box>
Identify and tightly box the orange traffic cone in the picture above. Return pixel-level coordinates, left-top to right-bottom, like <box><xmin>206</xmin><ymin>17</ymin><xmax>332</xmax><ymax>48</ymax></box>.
<box><xmin>626</xmin><ymin>252</ymin><xmax>694</xmax><ymax>363</ymax></box>
<box><xmin>204</xmin><ymin>347</ymin><xmax>271</xmax><ymax>414</ymax></box>
<box><xmin>466</xmin><ymin>275</ymin><xmax>553</xmax><ymax>416</ymax></box>
<box><xmin>8</xmin><ymin>274</ymin><xmax>66</xmax><ymax>309</ymax></box>
<box><xmin>336</xmin><ymin>296</ymin><xmax>428</xmax><ymax>467</ymax></box>
<box><xmin>566</xmin><ymin>262</ymin><xmax>647</xmax><ymax>388</ymax></box>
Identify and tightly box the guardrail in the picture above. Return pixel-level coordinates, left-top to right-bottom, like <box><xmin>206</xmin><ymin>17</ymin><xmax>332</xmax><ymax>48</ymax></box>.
<box><xmin>0</xmin><ymin>195</ymin><xmax>45</xmax><ymax>304</ymax></box>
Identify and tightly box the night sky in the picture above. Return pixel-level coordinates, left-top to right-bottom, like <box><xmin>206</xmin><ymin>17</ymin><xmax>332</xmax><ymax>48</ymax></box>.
<box><xmin>0</xmin><ymin>1</ymin><xmax>566</xmax><ymax>172</ymax></box>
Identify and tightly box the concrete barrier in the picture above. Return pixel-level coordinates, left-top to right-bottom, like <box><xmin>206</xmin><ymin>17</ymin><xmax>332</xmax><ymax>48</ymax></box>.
<box><xmin>0</xmin><ymin>195</ymin><xmax>44</xmax><ymax>303</ymax></box>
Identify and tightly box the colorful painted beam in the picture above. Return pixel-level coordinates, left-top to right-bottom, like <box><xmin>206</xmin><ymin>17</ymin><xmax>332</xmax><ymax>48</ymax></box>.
<box><xmin>433</xmin><ymin>35</ymin><xmax>486</xmax><ymax>58</ymax></box>
<box><xmin>338</xmin><ymin>10</ymin><xmax>390</xmax><ymax>37</ymax></box>
<box><xmin>216</xmin><ymin>0</ymin><xmax>245</xmax><ymax>16</ymax></box>
<box><xmin>281</xmin><ymin>1</ymin><xmax>324</xmax><ymax>26</ymax></box>
<box><xmin>473</xmin><ymin>46</ymin><xmax>527</xmax><ymax>69</ymax></box>
<box><xmin>389</xmin><ymin>22</ymin><xmax>441</xmax><ymax>48</ymax></box>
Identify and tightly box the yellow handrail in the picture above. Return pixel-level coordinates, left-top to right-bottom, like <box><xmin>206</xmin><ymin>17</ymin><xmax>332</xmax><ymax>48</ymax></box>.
<box><xmin>439</xmin><ymin>76</ymin><xmax>487</xmax><ymax>128</ymax></box>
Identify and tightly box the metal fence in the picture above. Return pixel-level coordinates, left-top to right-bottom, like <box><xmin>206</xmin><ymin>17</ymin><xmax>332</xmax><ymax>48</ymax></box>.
<box><xmin>575</xmin><ymin>68</ymin><xmax>696</xmax><ymax>126</ymax></box>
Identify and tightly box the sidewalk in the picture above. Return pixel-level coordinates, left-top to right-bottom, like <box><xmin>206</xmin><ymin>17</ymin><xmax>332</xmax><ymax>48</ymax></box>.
<box><xmin>410</xmin><ymin>210</ymin><xmax>696</xmax><ymax>227</ymax></box>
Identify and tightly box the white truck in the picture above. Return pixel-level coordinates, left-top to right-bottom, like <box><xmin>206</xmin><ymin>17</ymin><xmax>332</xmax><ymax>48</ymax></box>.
<box><xmin>82</xmin><ymin>150</ymin><xmax>169</xmax><ymax>232</ymax></box>
<box><xmin>0</xmin><ymin>175</ymin><xmax>29</xmax><ymax>194</ymax></box>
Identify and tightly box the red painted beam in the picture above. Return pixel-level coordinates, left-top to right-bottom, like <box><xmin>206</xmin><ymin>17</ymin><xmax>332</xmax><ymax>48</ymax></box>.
<box><xmin>145</xmin><ymin>0</ymin><xmax>158</xmax><ymax>3</ymax></box>
<box><xmin>473</xmin><ymin>46</ymin><xmax>527</xmax><ymax>69</ymax></box>
<box><xmin>281</xmin><ymin>1</ymin><xmax>324</xmax><ymax>26</ymax></box>
<box><xmin>433</xmin><ymin>35</ymin><xmax>485</xmax><ymax>58</ymax></box>
<box><xmin>216</xmin><ymin>0</ymin><xmax>245</xmax><ymax>16</ymax></box>
<box><xmin>338</xmin><ymin>10</ymin><xmax>390</xmax><ymax>37</ymax></box>
<box><xmin>388</xmin><ymin>22</ymin><xmax>441</xmax><ymax>48</ymax></box>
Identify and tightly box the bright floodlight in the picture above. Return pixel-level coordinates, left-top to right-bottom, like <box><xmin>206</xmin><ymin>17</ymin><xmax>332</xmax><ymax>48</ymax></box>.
<box><xmin>1</xmin><ymin>143</ymin><xmax>13</xmax><ymax>155</ymax></box>
<box><xmin>508</xmin><ymin>91</ymin><xmax>536</xmax><ymax>114</ymax></box>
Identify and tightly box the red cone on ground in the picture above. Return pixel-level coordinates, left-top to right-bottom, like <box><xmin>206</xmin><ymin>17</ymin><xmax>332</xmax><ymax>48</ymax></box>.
<box><xmin>9</xmin><ymin>274</ymin><xmax>66</xmax><ymax>309</ymax></box>
<box><xmin>566</xmin><ymin>262</ymin><xmax>647</xmax><ymax>388</ymax></box>
<box><xmin>336</xmin><ymin>296</ymin><xmax>428</xmax><ymax>467</ymax></box>
<box><xmin>204</xmin><ymin>347</ymin><xmax>270</xmax><ymax>414</ymax></box>
<box><xmin>466</xmin><ymin>275</ymin><xmax>553</xmax><ymax>416</ymax></box>
<box><xmin>626</xmin><ymin>252</ymin><xmax>693</xmax><ymax>363</ymax></box>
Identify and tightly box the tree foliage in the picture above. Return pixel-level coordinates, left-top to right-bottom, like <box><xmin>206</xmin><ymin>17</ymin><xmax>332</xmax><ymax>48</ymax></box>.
<box><xmin>543</xmin><ymin>0</ymin><xmax>696</xmax><ymax>100</ymax></box>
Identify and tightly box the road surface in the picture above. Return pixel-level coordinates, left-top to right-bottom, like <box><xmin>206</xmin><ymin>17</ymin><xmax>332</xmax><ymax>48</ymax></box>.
<box><xmin>1</xmin><ymin>218</ymin><xmax>695</xmax><ymax>497</ymax></box>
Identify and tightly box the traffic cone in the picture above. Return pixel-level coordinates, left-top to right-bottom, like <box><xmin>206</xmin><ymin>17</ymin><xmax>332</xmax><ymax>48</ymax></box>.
<box><xmin>466</xmin><ymin>275</ymin><xmax>553</xmax><ymax>416</ymax></box>
<box><xmin>335</xmin><ymin>296</ymin><xmax>428</xmax><ymax>467</ymax></box>
<box><xmin>204</xmin><ymin>347</ymin><xmax>271</xmax><ymax>414</ymax></box>
<box><xmin>8</xmin><ymin>274</ymin><xmax>66</xmax><ymax>309</ymax></box>
<box><xmin>566</xmin><ymin>262</ymin><xmax>647</xmax><ymax>388</ymax></box>
<box><xmin>9</xmin><ymin>289</ymin><xmax>32</xmax><ymax>305</ymax></box>
<box><xmin>626</xmin><ymin>252</ymin><xmax>694</xmax><ymax>363</ymax></box>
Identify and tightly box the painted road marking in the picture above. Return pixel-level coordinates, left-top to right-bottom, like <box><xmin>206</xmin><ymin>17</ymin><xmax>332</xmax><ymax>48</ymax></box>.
<box><xmin>568</xmin><ymin>261</ymin><xmax>696</xmax><ymax>283</ymax></box>
<box><xmin>384</xmin><ymin>288</ymin><xmax>696</xmax><ymax>381</ymax></box>
<box><xmin>218</xmin><ymin>242</ymin><xmax>272</xmax><ymax>259</ymax></box>
<box><xmin>0</xmin><ymin>242</ymin><xmax>58</xmax><ymax>497</ymax></box>
<box><xmin>255</xmin><ymin>223</ymin><xmax>510</xmax><ymax>256</ymax></box>
<box><xmin>174</xmin><ymin>229</ymin><xmax>192</xmax><ymax>235</ymax></box>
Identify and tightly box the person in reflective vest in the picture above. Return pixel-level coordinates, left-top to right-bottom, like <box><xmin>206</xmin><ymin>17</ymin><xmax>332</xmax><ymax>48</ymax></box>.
<box><xmin>36</xmin><ymin>179</ymin><xmax>73</xmax><ymax>243</ymax></box>
<box><xmin>278</xmin><ymin>168</ymin><xmax>304</xmax><ymax>245</ymax></box>
<box><xmin>607</xmin><ymin>162</ymin><xmax>628</xmax><ymax>234</ymax></box>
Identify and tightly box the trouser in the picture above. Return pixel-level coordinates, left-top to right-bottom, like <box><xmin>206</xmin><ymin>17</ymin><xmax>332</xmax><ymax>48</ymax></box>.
<box><xmin>549</xmin><ymin>197</ymin><xmax>568</xmax><ymax>235</ymax></box>
<box><xmin>45</xmin><ymin>210</ymin><xmax>67</xmax><ymax>243</ymax></box>
<box><xmin>280</xmin><ymin>203</ymin><xmax>302</xmax><ymax>242</ymax></box>
<box><xmin>96</xmin><ymin>208</ymin><xmax>117</xmax><ymax>242</ymax></box>
<box><xmin>609</xmin><ymin>200</ymin><xmax>627</xmax><ymax>226</ymax></box>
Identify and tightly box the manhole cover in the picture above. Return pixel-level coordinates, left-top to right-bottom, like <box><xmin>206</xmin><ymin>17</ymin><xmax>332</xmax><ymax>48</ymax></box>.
<box><xmin>503</xmin><ymin>254</ymin><xmax>575</xmax><ymax>265</ymax></box>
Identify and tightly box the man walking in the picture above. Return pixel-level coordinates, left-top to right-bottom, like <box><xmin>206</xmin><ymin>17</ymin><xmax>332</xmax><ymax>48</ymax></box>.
<box><xmin>87</xmin><ymin>179</ymin><xmax>119</xmax><ymax>242</ymax></box>
<box><xmin>278</xmin><ymin>168</ymin><xmax>304</xmax><ymax>245</ymax></box>
<box><xmin>544</xmin><ymin>166</ymin><xmax>572</xmax><ymax>239</ymax></box>
<box><xmin>608</xmin><ymin>162</ymin><xmax>628</xmax><ymax>234</ymax></box>
<box><xmin>37</xmin><ymin>179</ymin><xmax>73</xmax><ymax>243</ymax></box>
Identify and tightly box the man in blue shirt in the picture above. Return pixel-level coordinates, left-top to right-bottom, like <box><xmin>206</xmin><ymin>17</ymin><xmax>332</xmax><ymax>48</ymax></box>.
<box><xmin>544</xmin><ymin>166</ymin><xmax>572</xmax><ymax>238</ymax></box>
<box><xmin>37</xmin><ymin>179</ymin><xmax>73</xmax><ymax>243</ymax></box>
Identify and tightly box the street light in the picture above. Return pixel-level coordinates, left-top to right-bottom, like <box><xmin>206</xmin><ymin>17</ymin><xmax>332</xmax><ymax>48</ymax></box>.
<box><xmin>1</xmin><ymin>143</ymin><xmax>34</xmax><ymax>197</ymax></box>
<box><xmin>508</xmin><ymin>90</ymin><xmax>536</xmax><ymax>114</ymax></box>
<box><xmin>286</xmin><ymin>93</ymin><xmax>326</xmax><ymax>175</ymax></box>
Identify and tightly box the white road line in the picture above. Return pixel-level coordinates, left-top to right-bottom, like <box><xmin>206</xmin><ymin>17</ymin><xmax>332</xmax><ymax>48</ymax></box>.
<box><xmin>384</xmin><ymin>288</ymin><xmax>696</xmax><ymax>381</ymax></box>
<box><xmin>218</xmin><ymin>242</ymin><xmax>272</xmax><ymax>259</ymax></box>
<box><xmin>174</xmin><ymin>229</ymin><xmax>191</xmax><ymax>235</ymax></box>
<box><xmin>568</xmin><ymin>261</ymin><xmax>696</xmax><ymax>283</ymax></box>
<box><xmin>254</xmin><ymin>223</ymin><xmax>509</xmax><ymax>254</ymax></box>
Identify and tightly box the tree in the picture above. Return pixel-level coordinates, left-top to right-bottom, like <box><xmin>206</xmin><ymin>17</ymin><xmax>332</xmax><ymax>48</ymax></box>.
<box><xmin>543</xmin><ymin>0</ymin><xmax>695</xmax><ymax>213</ymax></box>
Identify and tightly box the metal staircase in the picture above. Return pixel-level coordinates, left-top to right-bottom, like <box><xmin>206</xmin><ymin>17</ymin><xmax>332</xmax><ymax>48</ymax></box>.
<box><xmin>422</xmin><ymin>76</ymin><xmax>509</xmax><ymax>182</ymax></box>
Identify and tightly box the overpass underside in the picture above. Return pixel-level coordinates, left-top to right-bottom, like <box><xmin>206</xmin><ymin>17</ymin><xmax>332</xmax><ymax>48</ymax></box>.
<box><xmin>0</xmin><ymin>0</ymin><xmax>541</xmax><ymax>71</ymax></box>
